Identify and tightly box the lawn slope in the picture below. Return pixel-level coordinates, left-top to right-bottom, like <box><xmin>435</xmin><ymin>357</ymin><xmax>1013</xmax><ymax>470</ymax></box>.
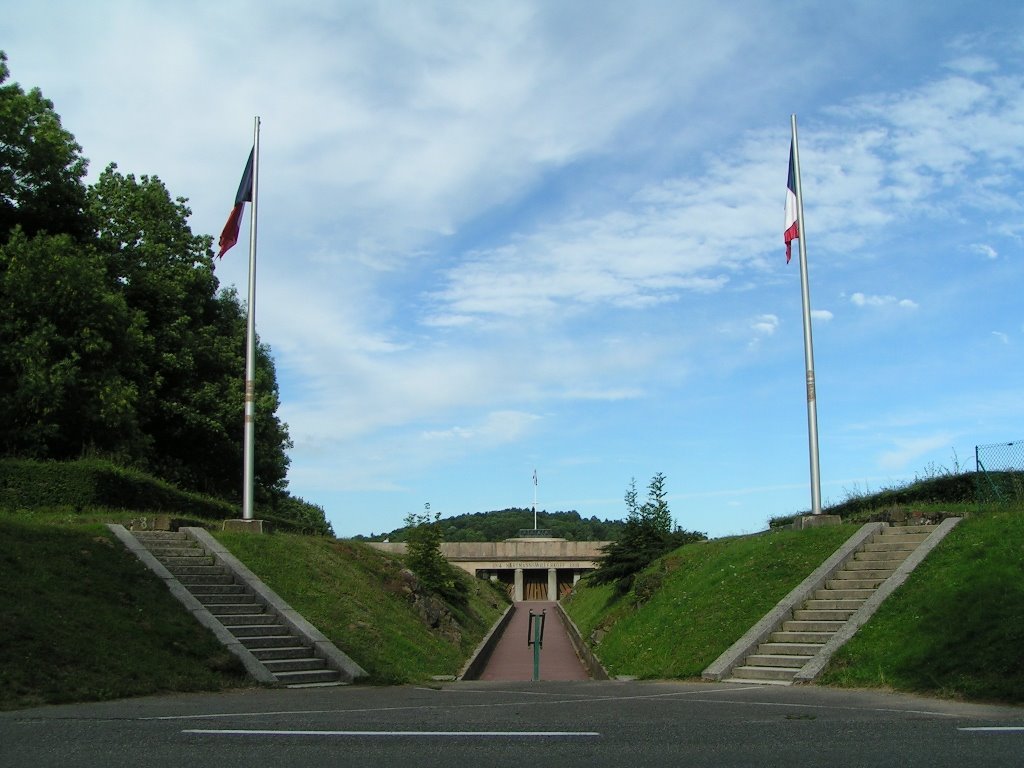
<box><xmin>0</xmin><ymin>518</ymin><xmax>250</xmax><ymax>711</ymax></box>
<box><xmin>819</xmin><ymin>510</ymin><xmax>1024</xmax><ymax>702</ymax></box>
<box><xmin>564</xmin><ymin>525</ymin><xmax>857</xmax><ymax>678</ymax></box>
<box><xmin>213</xmin><ymin>530</ymin><xmax>508</xmax><ymax>683</ymax></box>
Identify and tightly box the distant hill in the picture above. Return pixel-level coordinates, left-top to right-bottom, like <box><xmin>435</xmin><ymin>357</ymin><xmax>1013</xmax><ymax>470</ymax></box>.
<box><xmin>355</xmin><ymin>508</ymin><xmax>625</xmax><ymax>542</ymax></box>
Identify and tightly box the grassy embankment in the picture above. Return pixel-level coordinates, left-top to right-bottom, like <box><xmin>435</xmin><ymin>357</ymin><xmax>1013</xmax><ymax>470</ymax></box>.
<box><xmin>1</xmin><ymin>508</ymin><xmax>507</xmax><ymax>711</ymax></box>
<box><xmin>566</xmin><ymin>479</ymin><xmax>1024</xmax><ymax>703</ymax></box>
<box><xmin>564</xmin><ymin>525</ymin><xmax>857</xmax><ymax>678</ymax></box>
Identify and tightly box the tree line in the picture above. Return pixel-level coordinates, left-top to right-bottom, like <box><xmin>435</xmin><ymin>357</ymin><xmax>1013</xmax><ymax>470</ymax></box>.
<box><xmin>357</xmin><ymin>508</ymin><xmax>627</xmax><ymax>543</ymax></box>
<box><xmin>0</xmin><ymin>52</ymin><xmax>325</xmax><ymax>529</ymax></box>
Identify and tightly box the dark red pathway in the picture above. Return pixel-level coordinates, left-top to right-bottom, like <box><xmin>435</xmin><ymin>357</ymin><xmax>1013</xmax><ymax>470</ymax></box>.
<box><xmin>477</xmin><ymin>602</ymin><xmax>589</xmax><ymax>681</ymax></box>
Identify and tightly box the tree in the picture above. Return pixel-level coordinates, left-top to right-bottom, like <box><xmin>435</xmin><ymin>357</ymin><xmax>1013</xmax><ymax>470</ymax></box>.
<box><xmin>0</xmin><ymin>230</ymin><xmax>145</xmax><ymax>458</ymax></box>
<box><xmin>0</xmin><ymin>52</ymin><xmax>91</xmax><ymax>242</ymax></box>
<box><xmin>86</xmin><ymin>165</ymin><xmax>291</xmax><ymax>499</ymax></box>
<box><xmin>403</xmin><ymin>508</ymin><xmax>467</xmax><ymax>606</ymax></box>
<box><xmin>589</xmin><ymin>473</ymin><xmax>706</xmax><ymax>593</ymax></box>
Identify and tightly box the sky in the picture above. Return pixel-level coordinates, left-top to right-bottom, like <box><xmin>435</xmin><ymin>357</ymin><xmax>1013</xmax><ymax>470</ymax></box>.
<box><xmin>5</xmin><ymin>1</ymin><xmax>1024</xmax><ymax>539</ymax></box>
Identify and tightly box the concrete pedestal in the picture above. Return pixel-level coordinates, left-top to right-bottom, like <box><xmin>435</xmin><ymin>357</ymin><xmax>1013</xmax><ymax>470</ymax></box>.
<box><xmin>222</xmin><ymin>519</ymin><xmax>270</xmax><ymax>534</ymax></box>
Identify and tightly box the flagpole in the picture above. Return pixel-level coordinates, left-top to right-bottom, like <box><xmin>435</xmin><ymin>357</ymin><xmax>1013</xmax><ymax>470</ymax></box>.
<box><xmin>242</xmin><ymin>116</ymin><xmax>260</xmax><ymax>521</ymax></box>
<box><xmin>790</xmin><ymin>114</ymin><xmax>822</xmax><ymax>515</ymax></box>
<box><xmin>532</xmin><ymin>470</ymin><xmax>538</xmax><ymax>530</ymax></box>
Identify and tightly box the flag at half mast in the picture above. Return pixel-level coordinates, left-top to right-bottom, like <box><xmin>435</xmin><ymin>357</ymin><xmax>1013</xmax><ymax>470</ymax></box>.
<box><xmin>218</xmin><ymin>148</ymin><xmax>254</xmax><ymax>257</ymax></box>
<box><xmin>784</xmin><ymin>141</ymin><xmax>799</xmax><ymax>264</ymax></box>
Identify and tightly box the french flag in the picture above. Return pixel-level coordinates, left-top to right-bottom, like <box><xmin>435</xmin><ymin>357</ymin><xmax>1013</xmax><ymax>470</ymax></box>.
<box><xmin>784</xmin><ymin>141</ymin><xmax>799</xmax><ymax>264</ymax></box>
<box><xmin>217</xmin><ymin>148</ymin><xmax>254</xmax><ymax>258</ymax></box>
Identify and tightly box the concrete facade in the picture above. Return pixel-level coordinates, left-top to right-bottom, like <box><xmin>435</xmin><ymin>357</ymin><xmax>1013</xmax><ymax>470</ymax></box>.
<box><xmin>369</xmin><ymin>537</ymin><xmax>608</xmax><ymax>602</ymax></box>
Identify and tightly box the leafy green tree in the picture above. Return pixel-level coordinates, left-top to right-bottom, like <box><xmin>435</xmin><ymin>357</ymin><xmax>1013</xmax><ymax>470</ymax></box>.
<box><xmin>0</xmin><ymin>52</ymin><xmax>91</xmax><ymax>242</ymax></box>
<box><xmin>0</xmin><ymin>230</ymin><xmax>144</xmax><ymax>458</ymax></box>
<box><xmin>87</xmin><ymin>166</ymin><xmax>291</xmax><ymax>499</ymax></box>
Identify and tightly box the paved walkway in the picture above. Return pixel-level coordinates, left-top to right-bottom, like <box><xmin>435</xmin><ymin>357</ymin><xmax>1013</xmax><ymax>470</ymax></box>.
<box><xmin>478</xmin><ymin>602</ymin><xmax>589</xmax><ymax>681</ymax></box>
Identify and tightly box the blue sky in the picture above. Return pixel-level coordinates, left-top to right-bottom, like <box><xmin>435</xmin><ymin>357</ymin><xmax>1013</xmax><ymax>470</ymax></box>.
<box><xmin>6</xmin><ymin>1</ymin><xmax>1023</xmax><ymax>538</ymax></box>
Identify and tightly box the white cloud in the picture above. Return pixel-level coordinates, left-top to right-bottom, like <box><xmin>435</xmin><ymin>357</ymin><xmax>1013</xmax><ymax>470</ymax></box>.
<box><xmin>992</xmin><ymin>331</ymin><xmax>1010</xmax><ymax>345</ymax></box>
<box><xmin>877</xmin><ymin>434</ymin><xmax>955</xmax><ymax>472</ymax></box>
<box><xmin>751</xmin><ymin>314</ymin><xmax>779</xmax><ymax>336</ymax></box>
<box><xmin>811</xmin><ymin>309</ymin><xmax>834</xmax><ymax>322</ymax></box>
<box><xmin>850</xmin><ymin>292</ymin><xmax>919</xmax><ymax>310</ymax></box>
<box><xmin>971</xmin><ymin>243</ymin><xmax>999</xmax><ymax>259</ymax></box>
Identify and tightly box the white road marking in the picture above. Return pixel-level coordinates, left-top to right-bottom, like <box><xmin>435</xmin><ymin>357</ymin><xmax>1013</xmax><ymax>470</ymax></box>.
<box><xmin>183</xmin><ymin>729</ymin><xmax>600</xmax><ymax>737</ymax></box>
<box><xmin>958</xmin><ymin>727</ymin><xmax>1024</xmax><ymax>733</ymax></box>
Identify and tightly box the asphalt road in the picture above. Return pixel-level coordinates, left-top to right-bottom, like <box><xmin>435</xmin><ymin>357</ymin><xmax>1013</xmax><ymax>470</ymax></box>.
<box><xmin>3</xmin><ymin>680</ymin><xmax>1022</xmax><ymax>768</ymax></box>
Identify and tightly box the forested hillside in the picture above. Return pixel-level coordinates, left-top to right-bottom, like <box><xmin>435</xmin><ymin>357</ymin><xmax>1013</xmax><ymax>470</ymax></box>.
<box><xmin>0</xmin><ymin>52</ymin><xmax>323</xmax><ymax>529</ymax></box>
<box><xmin>357</xmin><ymin>508</ymin><xmax>626</xmax><ymax>542</ymax></box>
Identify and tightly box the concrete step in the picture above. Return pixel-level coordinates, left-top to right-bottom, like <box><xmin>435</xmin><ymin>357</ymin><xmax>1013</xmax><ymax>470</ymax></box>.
<box><xmin>758</xmin><ymin>642</ymin><xmax>824</xmax><ymax>656</ymax></box>
<box><xmin>274</xmin><ymin>669</ymin><xmax>342</xmax><ymax>686</ymax></box>
<box><xmin>166</xmin><ymin>564</ymin><xmax>232</xmax><ymax>577</ymax></box>
<box><xmin>206</xmin><ymin>603</ymin><xmax>265</xmax><ymax>616</ymax></box>
<box><xmin>146</xmin><ymin>545</ymin><xmax>206</xmax><ymax>557</ymax></box>
<box><xmin>814</xmin><ymin>587</ymin><xmax>874</xmax><ymax>600</ymax></box>
<box><xmin>158</xmin><ymin>555</ymin><xmax>217</xmax><ymax>567</ymax></box>
<box><xmin>263</xmin><ymin>657</ymin><xmax>329</xmax><ymax>673</ymax></box>
<box><xmin>725</xmin><ymin>677</ymin><xmax>793</xmax><ymax>686</ymax></box>
<box><xmin>833</xmin><ymin>567</ymin><xmax>894</xmax><ymax>581</ymax></box>
<box><xmin>770</xmin><ymin>630</ymin><xmax>835</xmax><ymax>644</ymax></box>
<box><xmin>803</xmin><ymin>598</ymin><xmax>865</xmax><ymax>611</ymax></box>
<box><xmin>217</xmin><ymin>613</ymin><xmax>281</xmax><ymax>626</ymax></box>
<box><xmin>843</xmin><ymin>559</ymin><xmax>898</xmax><ymax>572</ymax></box>
<box><xmin>175</xmin><ymin>573</ymin><xmax>236</xmax><ymax>586</ymax></box>
<box><xmin>826</xmin><ymin>577</ymin><xmax>886</xmax><ymax>590</ymax></box>
<box><xmin>236</xmin><ymin>634</ymin><xmax>298</xmax><ymax>649</ymax></box>
<box><xmin>782</xmin><ymin>619</ymin><xmax>846</xmax><ymax>633</ymax></box>
<box><xmin>728</xmin><ymin>665</ymin><xmax>798</xmax><ymax>683</ymax></box>
<box><xmin>744</xmin><ymin>654</ymin><xmax>811</xmax><ymax>669</ymax></box>
<box><xmin>228</xmin><ymin>624</ymin><xmax>291</xmax><ymax>639</ymax></box>
<box><xmin>194</xmin><ymin>592</ymin><xmax>257</xmax><ymax>606</ymax></box>
<box><xmin>793</xmin><ymin>608</ymin><xmax>856</xmax><ymax>622</ymax></box>
<box><xmin>878</xmin><ymin>527</ymin><xmax>932</xmax><ymax>540</ymax></box>
<box><xmin>251</xmin><ymin>646</ymin><xmax>314</xmax><ymax>661</ymax></box>
<box><xmin>854</xmin><ymin>549</ymin><xmax>910</xmax><ymax>562</ymax></box>
<box><xmin>134</xmin><ymin>532</ymin><xmax>189</xmax><ymax>542</ymax></box>
<box><xmin>189</xmin><ymin>584</ymin><xmax>248</xmax><ymax>596</ymax></box>
<box><xmin>861</xmin><ymin>541</ymin><xmax>920</xmax><ymax>552</ymax></box>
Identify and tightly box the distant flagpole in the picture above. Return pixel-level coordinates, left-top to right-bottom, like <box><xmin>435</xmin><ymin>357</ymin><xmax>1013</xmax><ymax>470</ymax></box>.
<box><xmin>532</xmin><ymin>469</ymin><xmax>538</xmax><ymax>530</ymax></box>
<box><xmin>242</xmin><ymin>116</ymin><xmax>261</xmax><ymax>520</ymax></box>
<box><xmin>789</xmin><ymin>114</ymin><xmax>822</xmax><ymax>515</ymax></box>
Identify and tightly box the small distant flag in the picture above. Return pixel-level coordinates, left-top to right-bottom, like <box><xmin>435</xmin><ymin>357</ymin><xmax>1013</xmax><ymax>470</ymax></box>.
<box><xmin>533</xmin><ymin>469</ymin><xmax>538</xmax><ymax>486</ymax></box>
<box><xmin>784</xmin><ymin>141</ymin><xmax>799</xmax><ymax>264</ymax></box>
<box><xmin>218</xmin><ymin>148</ymin><xmax>254</xmax><ymax>257</ymax></box>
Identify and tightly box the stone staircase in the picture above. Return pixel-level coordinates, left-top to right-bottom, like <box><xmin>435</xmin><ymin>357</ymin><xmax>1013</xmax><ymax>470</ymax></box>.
<box><xmin>132</xmin><ymin>530</ymin><xmax>344</xmax><ymax>686</ymax></box>
<box><xmin>725</xmin><ymin>526</ymin><xmax>934</xmax><ymax>685</ymax></box>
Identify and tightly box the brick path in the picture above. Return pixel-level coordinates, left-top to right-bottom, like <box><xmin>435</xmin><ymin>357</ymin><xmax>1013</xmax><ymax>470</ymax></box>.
<box><xmin>477</xmin><ymin>602</ymin><xmax>589</xmax><ymax>681</ymax></box>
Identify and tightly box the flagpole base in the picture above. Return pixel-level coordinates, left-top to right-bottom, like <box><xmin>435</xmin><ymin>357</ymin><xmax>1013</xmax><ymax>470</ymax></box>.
<box><xmin>223</xmin><ymin>519</ymin><xmax>270</xmax><ymax>534</ymax></box>
<box><xmin>791</xmin><ymin>514</ymin><xmax>841</xmax><ymax>530</ymax></box>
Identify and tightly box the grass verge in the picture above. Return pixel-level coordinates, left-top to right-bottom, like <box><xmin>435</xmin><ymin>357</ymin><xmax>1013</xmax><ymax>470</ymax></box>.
<box><xmin>0</xmin><ymin>518</ymin><xmax>250</xmax><ymax>711</ymax></box>
<box><xmin>564</xmin><ymin>525</ymin><xmax>857</xmax><ymax>678</ymax></box>
<box><xmin>213</xmin><ymin>531</ymin><xmax>508</xmax><ymax>684</ymax></box>
<box><xmin>819</xmin><ymin>510</ymin><xmax>1024</xmax><ymax>702</ymax></box>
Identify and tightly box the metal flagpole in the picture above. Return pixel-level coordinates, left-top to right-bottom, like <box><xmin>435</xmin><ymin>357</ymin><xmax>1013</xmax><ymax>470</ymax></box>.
<box><xmin>532</xmin><ymin>469</ymin><xmax>538</xmax><ymax>530</ymax></box>
<box><xmin>790</xmin><ymin>114</ymin><xmax>822</xmax><ymax>515</ymax></box>
<box><xmin>242</xmin><ymin>116</ymin><xmax>260</xmax><ymax>520</ymax></box>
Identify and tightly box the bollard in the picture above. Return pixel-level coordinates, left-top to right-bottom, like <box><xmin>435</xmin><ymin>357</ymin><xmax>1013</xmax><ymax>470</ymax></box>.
<box><xmin>527</xmin><ymin>609</ymin><xmax>546</xmax><ymax>682</ymax></box>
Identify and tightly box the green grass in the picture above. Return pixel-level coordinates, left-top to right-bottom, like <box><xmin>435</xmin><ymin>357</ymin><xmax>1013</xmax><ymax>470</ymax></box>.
<box><xmin>564</xmin><ymin>525</ymin><xmax>857</xmax><ymax>678</ymax></box>
<box><xmin>0</xmin><ymin>518</ymin><xmax>251</xmax><ymax>711</ymax></box>
<box><xmin>212</xmin><ymin>531</ymin><xmax>508</xmax><ymax>684</ymax></box>
<box><xmin>819</xmin><ymin>510</ymin><xmax>1024</xmax><ymax>702</ymax></box>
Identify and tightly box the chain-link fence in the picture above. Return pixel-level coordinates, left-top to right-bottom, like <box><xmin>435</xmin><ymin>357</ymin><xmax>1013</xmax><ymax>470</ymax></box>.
<box><xmin>975</xmin><ymin>440</ymin><xmax>1024</xmax><ymax>505</ymax></box>
<box><xmin>976</xmin><ymin>440</ymin><xmax>1024</xmax><ymax>472</ymax></box>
